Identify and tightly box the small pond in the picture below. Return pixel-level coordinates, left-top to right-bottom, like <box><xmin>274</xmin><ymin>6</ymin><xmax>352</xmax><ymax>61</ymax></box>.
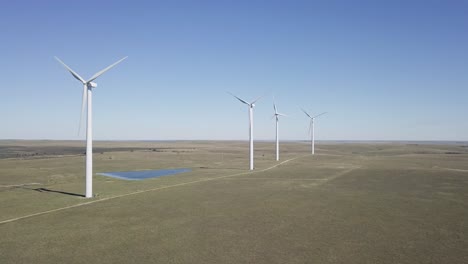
<box><xmin>98</xmin><ymin>168</ymin><xmax>191</xmax><ymax>180</ymax></box>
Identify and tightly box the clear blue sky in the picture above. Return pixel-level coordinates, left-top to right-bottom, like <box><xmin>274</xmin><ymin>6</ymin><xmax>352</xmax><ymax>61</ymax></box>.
<box><xmin>1</xmin><ymin>0</ymin><xmax>467</xmax><ymax>141</ymax></box>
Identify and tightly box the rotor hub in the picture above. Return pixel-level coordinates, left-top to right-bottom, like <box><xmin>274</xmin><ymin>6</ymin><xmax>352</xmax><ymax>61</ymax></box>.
<box><xmin>88</xmin><ymin>82</ymin><xmax>97</xmax><ymax>88</ymax></box>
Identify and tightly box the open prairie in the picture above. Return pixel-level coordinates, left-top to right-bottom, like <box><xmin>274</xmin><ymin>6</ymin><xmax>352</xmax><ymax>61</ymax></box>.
<box><xmin>1</xmin><ymin>140</ymin><xmax>468</xmax><ymax>263</ymax></box>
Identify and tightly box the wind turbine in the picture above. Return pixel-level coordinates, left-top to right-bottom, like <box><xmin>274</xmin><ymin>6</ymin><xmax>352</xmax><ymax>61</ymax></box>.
<box><xmin>302</xmin><ymin>109</ymin><xmax>326</xmax><ymax>155</ymax></box>
<box><xmin>55</xmin><ymin>56</ymin><xmax>127</xmax><ymax>198</ymax></box>
<box><xmin>228</xmin><ymin>92</ymin><xmax>262</xmax><ymax>170</ymax></box>
<box><xmin>273</xmin><ymin>102</ymin><xmax>287</xmax><ymax>161</ymax></box>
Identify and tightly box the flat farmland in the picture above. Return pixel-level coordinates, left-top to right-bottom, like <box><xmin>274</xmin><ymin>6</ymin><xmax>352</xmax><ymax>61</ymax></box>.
<box><xmin>1</xmin><ymin>140</ymin><xmax>468</xmax><ymax>263</ymax></box>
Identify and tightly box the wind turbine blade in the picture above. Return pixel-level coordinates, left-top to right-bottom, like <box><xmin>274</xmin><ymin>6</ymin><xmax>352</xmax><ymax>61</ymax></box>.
<box><xmin>227</xmin><ymin>91</ymin><xmax>250</xmax><ymax>105</ymax></box>
<box><xmin>277</xmin><ymin>112</ymin><xmax>287</xmax><ymax>117</ymax></box>
<box><xmin>55</xmin><ymin>57</ymin><xmax>86</xmax><ymax>84</ymax></box>
<box><xmin>308</xmin><ymin>119</ymin><xmax>312</xmax><ymax>135</ymax></box>
<box><xmin>253</xmin><ymin>91</ymin><xmax>271</xmax><ymax>104</ymax></box>
<box><xmin>273</xmin><ymin>103</ymin><xmax>278</xmax><ymax>114</ymax></box>
<box><xmin>78</xmin><ymin>85</ymin><xmax>87</xmax><ymax>136</ymax></box>
<box><xmin>301</xmin><ymin>108</ymin><xmax>312</xmax><ymax>118</ymax></box>
<box><xmin>251</xmin><ymin>95</ymin><xmax>263</xmax><ymax>105</ymax></box>
<box><xmin>313</xmin><ymin>112</ymin><xmax>327</xmax><ymax>118</ymax></box>
<box><xmin>87</xmin><ymin>56</ymin><xmax>128</xmax><ymax>83</ymax></box>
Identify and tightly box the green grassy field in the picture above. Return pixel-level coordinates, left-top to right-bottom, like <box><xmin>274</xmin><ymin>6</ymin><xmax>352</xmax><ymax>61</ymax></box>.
<box><xmin>1</xmin><ymin>140</ymin><xmax>468</xmax><ymax>263</ymax></box>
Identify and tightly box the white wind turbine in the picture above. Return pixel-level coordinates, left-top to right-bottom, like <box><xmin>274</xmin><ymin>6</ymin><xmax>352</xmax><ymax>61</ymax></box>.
<box><xmin>55</xmin><ymin>56</ymin><xmax>127</xmax><ymax>198</ymax></box>
<box><xmin>302</xmin><ymin>109</ymin><xmax>326</xmax><ymax>155</ymax></box>
<box><xmin>228</xmin><ymin>92</ymin><xmax>262</xmax><ymax>170</ymax></box>
<box><xmin>273</xmin><ymin>102</ymin><xmax>287</xmax><ymax>161</ymax></box>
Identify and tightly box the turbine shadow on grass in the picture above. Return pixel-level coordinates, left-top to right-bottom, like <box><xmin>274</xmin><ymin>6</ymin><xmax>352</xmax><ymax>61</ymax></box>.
<box><xmin>34</xmin><ymin>188</ymin><xmax>85</xmax><ymax>197</ymax></box>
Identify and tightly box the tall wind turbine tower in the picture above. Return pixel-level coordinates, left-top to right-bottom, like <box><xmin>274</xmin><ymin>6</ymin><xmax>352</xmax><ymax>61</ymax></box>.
<box><xmin>55</xmin><ymin>56</ymin><xmax>127</xmax><ymax>198</ymax></box>
<box><xmin>229</xmin><ymin>92</ymin><xmax>262</xmax><ymax>170</ymax></box>
<box><xmin>273</xmin><ymin>102</ymin><xmax>286</xmax><ymax>161</ymax></box>
<box><xmin>302</xmin><ymin>109</ymin><xmax>326</xmax><ymax>155</ymax></box>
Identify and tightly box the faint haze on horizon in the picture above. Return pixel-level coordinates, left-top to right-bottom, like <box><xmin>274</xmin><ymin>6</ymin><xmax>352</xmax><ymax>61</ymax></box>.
<box><xmin>1</xmin><ymin>0</ymin><xmax>467</xmax><ymax>141</ymax></box>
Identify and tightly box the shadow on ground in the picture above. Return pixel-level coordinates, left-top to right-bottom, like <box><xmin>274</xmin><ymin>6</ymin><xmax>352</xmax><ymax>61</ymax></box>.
<box><xmin>34</xmin><ymin>188</ymin><xmax>84</xmax><ymax>197</ymax></box>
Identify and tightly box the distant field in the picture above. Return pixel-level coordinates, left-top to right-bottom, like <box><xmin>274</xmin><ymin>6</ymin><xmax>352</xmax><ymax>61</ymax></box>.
<box><xmin>1</xmin><ymin>140</ymin><xmax>468</xmax><ymax>263</ymax></box>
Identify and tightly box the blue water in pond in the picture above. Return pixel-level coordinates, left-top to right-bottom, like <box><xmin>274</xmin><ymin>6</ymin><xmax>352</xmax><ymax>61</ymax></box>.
<box><xmin>98</xmin><ymin>168</ymin><xmax>191</xmax><ymax>180</ymax></box>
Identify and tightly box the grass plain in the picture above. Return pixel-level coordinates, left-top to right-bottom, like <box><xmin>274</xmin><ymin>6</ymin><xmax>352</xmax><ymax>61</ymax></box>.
<box><xmin>1</xmin><ymin>140</ymin><xmax>468</xmax><ymax>263</ymax></box>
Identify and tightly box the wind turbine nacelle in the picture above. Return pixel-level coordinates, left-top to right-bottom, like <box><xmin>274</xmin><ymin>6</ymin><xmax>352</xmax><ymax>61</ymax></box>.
<box><xmin>88</xmin><ymin>82</ymin><xmax>97</xmax><ymax>88</ymax></box>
